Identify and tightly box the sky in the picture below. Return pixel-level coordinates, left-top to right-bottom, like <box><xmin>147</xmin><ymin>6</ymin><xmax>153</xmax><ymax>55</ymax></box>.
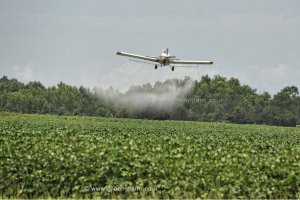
<box><xmin>0</xmin><ymin>0</ymin><xmax>300</xmax><ymax>94</ymax></box>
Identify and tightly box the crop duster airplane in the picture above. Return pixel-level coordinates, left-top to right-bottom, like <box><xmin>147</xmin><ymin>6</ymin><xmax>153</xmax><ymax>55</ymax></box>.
<box><xmin>116</xmin><ymin>48</ymin><xmax>213</xmax><ymax>71</ymax></box>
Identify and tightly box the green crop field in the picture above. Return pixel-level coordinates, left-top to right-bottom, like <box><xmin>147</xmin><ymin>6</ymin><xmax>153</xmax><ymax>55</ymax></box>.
<box><xmin>1</xmin><ymin>113</ymin><xmax>300</xmax><ymax>199</ymax></box>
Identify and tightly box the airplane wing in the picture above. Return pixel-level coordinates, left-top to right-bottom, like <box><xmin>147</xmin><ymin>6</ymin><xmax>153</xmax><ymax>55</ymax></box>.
<box><xmin>116</xmin><ymin>51</ymin><xmax>159</xmax><ymax>63</ymax></box>
<box><xmin>170</xmin><ymin>60</ymin><xmax>213</xmax><ymax>65</ymax></box>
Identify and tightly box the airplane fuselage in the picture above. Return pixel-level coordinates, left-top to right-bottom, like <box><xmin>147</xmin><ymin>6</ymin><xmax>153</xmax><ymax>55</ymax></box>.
<box><xmin>159</xmin><ymin>56</ymin><xmax>168</xmax><ymax>66</ymax></box>
<box><xmin>158</xmin><ymin>52</ymin><xmax>171</xmax><ymax>66</ymax></box>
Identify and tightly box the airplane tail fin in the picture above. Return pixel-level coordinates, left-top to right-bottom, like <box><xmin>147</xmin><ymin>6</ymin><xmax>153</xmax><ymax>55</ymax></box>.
<box><xmin>162</xmin><ymin>48</ymin><xmax>169</xmax><ymax>54</ymax></box>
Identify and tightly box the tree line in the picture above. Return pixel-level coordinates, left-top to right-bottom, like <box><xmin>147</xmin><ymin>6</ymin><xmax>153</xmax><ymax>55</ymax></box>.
<box><xmin>0</xmin><ymin>75</ymin><xmax>299</xmax><ymax>127</ymax></box>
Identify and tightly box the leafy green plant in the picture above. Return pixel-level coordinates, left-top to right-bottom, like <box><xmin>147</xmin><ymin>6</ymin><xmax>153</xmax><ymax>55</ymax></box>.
<box><xmin>1</xmin><ymin>113</ymin><xmax>300</xmax><ymax>198</ymax></box>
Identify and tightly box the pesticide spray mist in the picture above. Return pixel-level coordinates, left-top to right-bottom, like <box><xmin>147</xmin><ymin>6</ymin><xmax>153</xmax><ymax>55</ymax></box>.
<box><xmin>95</xmin><ymin>77</ymin><xmax>195</xmax><ymax>115</ymax></box>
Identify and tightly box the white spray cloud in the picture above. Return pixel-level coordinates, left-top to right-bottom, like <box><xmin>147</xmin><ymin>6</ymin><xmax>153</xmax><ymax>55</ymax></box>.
<box><xmin>95</xmin><ymin>77</ymin><xmax>195</xmax><ymax>112</ymax></box>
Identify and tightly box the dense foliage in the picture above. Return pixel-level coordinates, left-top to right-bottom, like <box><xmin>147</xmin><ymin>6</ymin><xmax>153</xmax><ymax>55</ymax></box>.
<box><xmin>1</xmin><ymin>113</ymin><xmax>300</xmax><ymax>198</ymax></box>
<box><xmin>0</xmin><ymin>76</ymin><xmax>112</xmax><ymax>117</ymax></box>
<box><xmin>0</xmin><ymin>75</ymin><xmax>299</xmax><ymax>126</ymax></box>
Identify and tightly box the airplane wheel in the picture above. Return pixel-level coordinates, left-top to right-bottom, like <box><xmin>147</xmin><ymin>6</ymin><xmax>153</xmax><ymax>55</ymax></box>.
<box><xmin>161</xmin><ymin>65</ymin><xmax>162</xmax><ymax>67</ymax></box>
<box><xmin>155</xmin><ymin>65</ymin><xmax>158</xmax><ymax>69</ymax></box>
<box><xmin>171</xmin><ymin>66</ymin><xmax>174</xmax><ymax>71</ymax></box>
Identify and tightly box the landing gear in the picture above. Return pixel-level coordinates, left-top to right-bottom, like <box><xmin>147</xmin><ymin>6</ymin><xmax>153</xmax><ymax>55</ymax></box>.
<box><xmin>171</xmin><ymin>66</ymin><xmax>174</xmax><ymax>71</ymax></box>
<box><xmin>155</xmin><ymin>64</ymin><xmax>158</xmax><ymax>69</ymax></box>
<box><xmin>161</xmin><ymin>65</ymin><xmax>162</xmax><ymax>67</ymax></box>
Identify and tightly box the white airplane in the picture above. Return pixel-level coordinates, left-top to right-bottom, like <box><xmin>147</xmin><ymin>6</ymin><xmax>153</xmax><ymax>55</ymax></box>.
<box><xmin>116</xmin><ymin>48</ymin><xmax>213</xmax><ymax>71</ymax></box>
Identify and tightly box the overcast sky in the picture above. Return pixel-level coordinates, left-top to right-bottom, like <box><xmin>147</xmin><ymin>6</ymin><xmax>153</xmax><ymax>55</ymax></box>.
<box><xmin>0</xmin><ymin>0</ymin><xmax>300</xmax><ymax>94</ymax></box>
